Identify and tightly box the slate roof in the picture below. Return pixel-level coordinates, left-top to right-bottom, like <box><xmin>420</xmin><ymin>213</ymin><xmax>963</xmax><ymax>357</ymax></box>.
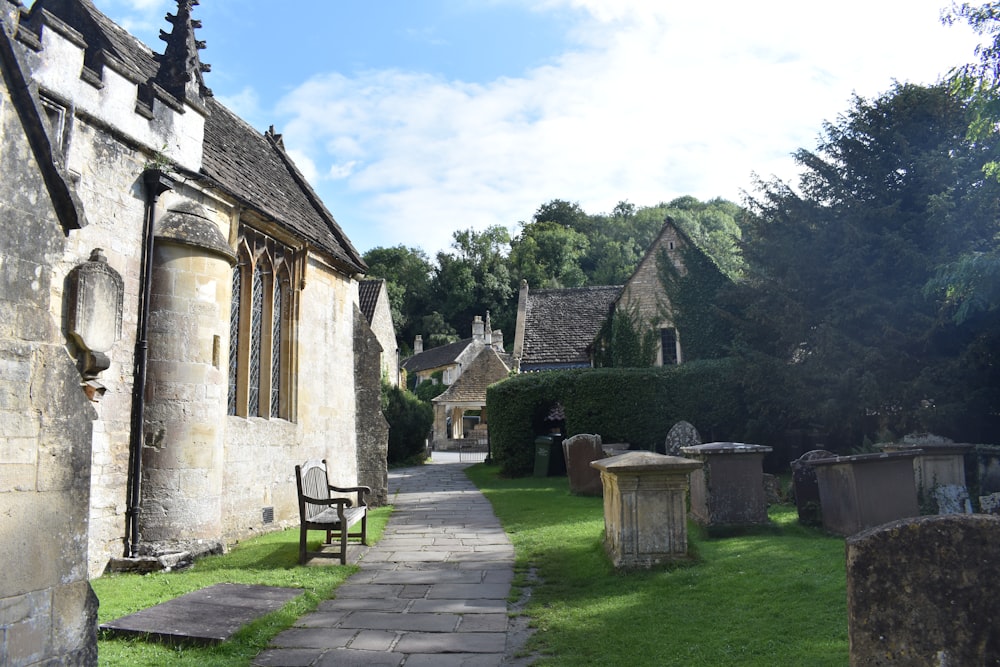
<box><xmin>358</xmin><ymin>280</ymin><xmax>384</xmax><ymax>325</ymax></box>
<box><xmin>33</xmin><ymin>0</ymin><xmax>365</xmax><ymax>274</ymax></box>
<box><xmin>521</xmin><ymin>285</ymin><xmax>622</xmax><ymax>369</ymax></box>
<box><xmin>401</xmin><ymin>338</ymin><xmax>475</xmax><ymax>375</ymax></box>
<box><xmin>200</xmin><ymin>101</ymin><xmax>365</xmax><ymax>273</ymax></box>
<box><xmin>433</xmin><ymin>347</ymin><xmax>510</xmax><ymax>404</ymax></box>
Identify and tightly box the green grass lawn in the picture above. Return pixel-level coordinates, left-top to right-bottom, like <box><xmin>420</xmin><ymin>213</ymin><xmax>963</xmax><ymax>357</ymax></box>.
<box><xmin>92</xmin><ymin>506</ymin><xmax>391</xmax><ymax>667</ymax></box>
<box><xmin>464</xmin><ymin>465</ymin><xmax>848</xmax><ymax>667</ymax></box>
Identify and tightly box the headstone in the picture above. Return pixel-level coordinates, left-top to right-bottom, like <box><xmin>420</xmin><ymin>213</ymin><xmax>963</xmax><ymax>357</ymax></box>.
<box><xmin>790</xmin><ymin>449</ymin><xmax>836</xmax><ymax>526</ymax></box>
<box><xmin>932</xmin><ymin>484</ymin><xmax>971</xmax><ymax>515</ymax></box>
<box><xmin>664</xmin><ymin>421</ymin><xmax>700</xmax><ymax>455</ymax></box>
<box><xmin>562</xmin><ymin>434</ymin><xmax>606</xmax><ymax>496</ymax></box>
<box><xmin>980</xmin><ymin>492</ymin><xmax>1000</xmax><ymax>515</ymax></box>
<box><xmin>847</xmin><ymin>514</ymin><xmax>1000</xmax><ymax>666</ymax></box>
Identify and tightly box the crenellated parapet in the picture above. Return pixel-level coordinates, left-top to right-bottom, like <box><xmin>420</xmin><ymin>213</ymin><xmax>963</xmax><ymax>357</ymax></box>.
<box><xmin>12</xmin><ymin>0</ymin><xmax>209</xmax><ymax>172</ymax></box>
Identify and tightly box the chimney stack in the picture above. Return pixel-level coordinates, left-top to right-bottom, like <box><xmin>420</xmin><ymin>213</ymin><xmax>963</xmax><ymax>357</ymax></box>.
<box><xmin>472</xmin><ymin>315</ymin><xmax>485</xmax><ymax>342</ymax></box>
<box><xmin>414</xmin><ymin>335</ymin><xmax>423</xmax><ymax>354</ymax></box>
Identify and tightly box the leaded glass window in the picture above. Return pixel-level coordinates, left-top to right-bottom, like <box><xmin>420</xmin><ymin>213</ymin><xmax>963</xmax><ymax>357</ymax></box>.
<box><xmin>270</xmin><ymin>279</ymin><xmax>283</xmax><ymax>418</ymax></box>
<box><xmin>227</xmin><ymin>263</ymin><xmax>242</xmax><ymax>415</ymax></box>
<box><xmin>248</xmin><ymin>263</ymin><xmax>264</xmax><ymax>416</ymax></box>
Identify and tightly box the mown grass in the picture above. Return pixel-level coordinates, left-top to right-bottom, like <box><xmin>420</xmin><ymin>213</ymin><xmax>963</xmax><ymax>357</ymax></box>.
<box><xmin>92</xmin><ymin>506</ymin><xmax>391</xmax><ymax>667</ymax></box>
<box><xmin>465</xmin><ymin>465</ymin><xmax>848</xmax><ymax>666</ymax></box>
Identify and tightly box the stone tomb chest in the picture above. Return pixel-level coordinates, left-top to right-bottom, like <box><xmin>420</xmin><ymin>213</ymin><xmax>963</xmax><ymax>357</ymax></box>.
<box><xmin>808</xmin><ymin>451</ymin><xmax>920</xmax><ymax>536</ymax></box>
<box><xmin>591</xmin><ymin>451</ymin><xmax>701</xmax><ymax>569</ymax></box>
<box><xmin>681</xmin><ymin>442</ymin><xmax>773</xmax><ymax>527</ymax></box>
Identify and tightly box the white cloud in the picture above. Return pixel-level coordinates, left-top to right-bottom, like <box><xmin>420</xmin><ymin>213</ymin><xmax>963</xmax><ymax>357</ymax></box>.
<box><xmin>276</xmin><ymin>0</ymin><xmax>984</xmax><ymax>255</ymax></box>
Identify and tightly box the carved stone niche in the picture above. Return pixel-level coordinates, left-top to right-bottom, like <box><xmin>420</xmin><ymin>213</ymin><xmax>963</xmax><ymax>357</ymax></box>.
<box><xmin>67</xmin><ymin>248</ymin><xmax>123</xmax><ymax>398</ymax></box>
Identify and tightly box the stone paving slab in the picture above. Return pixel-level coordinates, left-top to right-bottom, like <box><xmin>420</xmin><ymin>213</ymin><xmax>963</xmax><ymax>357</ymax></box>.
<box><xmin>253</xmin><ymin>459</ymin><xmax>526</xmax><ymax>666</ymax></box>
<box><xmin>100</xmin><ymin>583</ymin><xmax>302</xmax><ymax>645</ymax></box>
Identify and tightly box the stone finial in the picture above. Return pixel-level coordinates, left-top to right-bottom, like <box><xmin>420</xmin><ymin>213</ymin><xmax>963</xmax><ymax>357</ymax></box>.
<box><xmin>156</xmin><ymin>0</ymin><xmax>212</xmax><ymax>103</ymax></box>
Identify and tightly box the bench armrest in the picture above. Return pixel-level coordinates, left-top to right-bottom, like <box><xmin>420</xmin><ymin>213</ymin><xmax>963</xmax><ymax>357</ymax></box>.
<box><xmin>300</xmin><ymin>495</ymin><xmax>354</xmax><ymax>508</ymax></box>
<box><xmin>329</xmin><ymin>485</ymin><xmax>371</xmax><ymax>507</ymax></box>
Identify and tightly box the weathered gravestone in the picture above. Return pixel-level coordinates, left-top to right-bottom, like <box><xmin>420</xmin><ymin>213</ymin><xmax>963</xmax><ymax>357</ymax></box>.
<box><xmin>562</xmin><ymin>434</ymin><xmax>606</xmax><ymax>496</ymax></box>
<box><xmin>809</xmin><ymin>451</ymin><xmax>921</xmax><ymax>536</ymax></box>
<box><xmin>847</xmin><ymin>514</ymin><xmax>1000</xmax><ymax>666</ymax></box>
<box><xmin>682</xmin><ymin>442</ymin><xmax>773</xmax><ymax>527</ymax></box>
<box><xmin>880</xmin><ymin>435</ymin><xmax>972</xmax><ymax>514</ymax></box>
<box><xmin>980</xmin><ymin>492</ymin><xmax>1000</xmax><ymax>515</ymax></box>
<box><xmin>664</xmin><ymin>420</ymin><xmax>700</xmax><ymax>455</ymax></box>
<box><xmin>591</xmin><ymin>451</ymin><xmax>702</xmax><ymax>569</ymax></box>
<box><xmin>790</xmin><ymin>449</ymin><xmax>836</xmax><ymax>526</ymax></box>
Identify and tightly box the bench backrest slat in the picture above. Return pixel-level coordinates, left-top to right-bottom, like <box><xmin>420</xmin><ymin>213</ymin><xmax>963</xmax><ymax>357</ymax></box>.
<box><xmin>297</xmin><ymin>459</ymin><xmax>331</xmax><ymax>521</ymax></box>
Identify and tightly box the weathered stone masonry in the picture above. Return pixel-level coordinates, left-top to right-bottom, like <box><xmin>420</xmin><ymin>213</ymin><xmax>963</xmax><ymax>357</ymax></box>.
<box><xmin>0</xmin><ymin>2</ymin><xmax>389</xmax><ymax>664</ymax></box>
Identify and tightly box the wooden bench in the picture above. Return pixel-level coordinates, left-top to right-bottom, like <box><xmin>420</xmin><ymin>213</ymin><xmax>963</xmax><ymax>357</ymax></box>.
<box><xmin>294</xmin><ymin>459</ymin><xmax>370</xmax><ymax>565</ymax></box>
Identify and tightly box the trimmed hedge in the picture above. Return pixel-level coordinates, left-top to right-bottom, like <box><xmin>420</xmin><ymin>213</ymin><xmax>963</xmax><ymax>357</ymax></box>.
<box><xmin>486</xmin><ymin>359</ymin><xmax>747</xmax><ymax>476</ymax></box>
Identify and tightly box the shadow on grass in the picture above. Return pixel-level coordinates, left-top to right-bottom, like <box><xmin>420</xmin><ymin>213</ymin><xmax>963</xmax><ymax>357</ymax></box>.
<box><xmin>465</xmin><ymin>464</ymin><xmax>848</xmax><ymax>667</ymax></box>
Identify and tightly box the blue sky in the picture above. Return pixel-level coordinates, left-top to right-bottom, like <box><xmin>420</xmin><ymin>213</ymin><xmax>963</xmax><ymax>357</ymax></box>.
<box><xmin>94</xmin><ymin>0</ymin><xmax>985</xmax><ymax>257</ymax></box>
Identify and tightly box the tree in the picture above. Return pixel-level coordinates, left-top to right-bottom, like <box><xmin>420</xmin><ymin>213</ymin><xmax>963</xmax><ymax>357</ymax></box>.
<box><xmin>433</xmin><ymin>226</ymin><xmax>516</xmax><ymax>340</ymax></box>
<box><xmin>737</xmin><ymin>82</ymin><xmax>1000</xmax><ymax>447</ymax></box>
<box><xmin>509</xmin><ymin>220</ymin><xmax>589</xmax><ymax>289</ymax></box>
<box><xmin>363</xmin><ymin>245</ymin><xmax>433</xmax><ymax>353</ymax></box>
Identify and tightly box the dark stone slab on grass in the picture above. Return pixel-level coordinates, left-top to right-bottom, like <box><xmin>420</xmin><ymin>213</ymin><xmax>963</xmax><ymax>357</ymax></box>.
<box><xmin>100</xmin><ymin>583</ymin><xmax>302</xmax><ymax>645</ymax></box>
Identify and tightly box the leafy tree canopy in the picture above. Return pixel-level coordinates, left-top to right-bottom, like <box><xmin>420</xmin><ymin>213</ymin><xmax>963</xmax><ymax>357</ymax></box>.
<box><xmin>737</xmin><ymin>82</ymin><xmax>1000</xmax><ymax>446</ymax></box>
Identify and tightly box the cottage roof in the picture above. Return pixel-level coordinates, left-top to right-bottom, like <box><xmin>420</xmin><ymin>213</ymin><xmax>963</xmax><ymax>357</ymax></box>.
<box><xmin>521</xmin><ymin>285</ymin><xmax>622</xmax><ymax>369</ymax></box>
<box><xmin>433</xmin><ymin>347</ymin><xmax>510</xmax><ymax>404</ymax></box>
<box><xmin>401</xmin><ymin>338</ymin><xmax>475</xmax><ymax>374</ymax></box>
<box><xmin>32</xmin><ymin>0</ymin><xmax>366</xmax><ymax>274</ymax></box>
<box><xmin>358</xmin><ymin>280</ymin><xmax>384</xmax><ymax>325</ymax></box>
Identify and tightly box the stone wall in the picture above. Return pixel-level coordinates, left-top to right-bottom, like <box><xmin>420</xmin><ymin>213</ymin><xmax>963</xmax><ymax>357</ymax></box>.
<box><xmin>0</xmin><ymin>21</ymin><xmax>98</xmax><ymax>661</ymax></box>
<box><xmin>354</xmin><ymin>305</ymin><xmax>389</xmax><ymax>506</ymax></box>
<box><xmin>220</xmin><ymin>259</ymin><xmax>362</xmax><ymax>541</ymax></box>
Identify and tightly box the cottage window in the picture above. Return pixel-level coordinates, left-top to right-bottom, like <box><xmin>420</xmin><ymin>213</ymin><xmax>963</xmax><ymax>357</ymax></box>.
<box><xmin>660</xmin><ymin>327</ymin><xmax>679</xmax><ymax>365</ymax></box>
<box><xmin>227</xmin><ymin>229</ymin><xmax>295</xmax><ymax>420</ymax></box>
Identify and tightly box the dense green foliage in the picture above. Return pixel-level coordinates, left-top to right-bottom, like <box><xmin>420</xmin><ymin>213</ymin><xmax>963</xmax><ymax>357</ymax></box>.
<box><xmin>658</xmin><ymin>242</ymin><xmax>735</xmax><ymax>361</ymax></box>
<box><xmin>465</xmin><ymin>466</ymin><xmax>848</xmax><ymax>666</ymax></box>
<box><xmin>734</xmin><ymin>82</ymin><xmax>1000</xmax><ymax>448</ymax></box>
<box><xmin>93</xmin><ymin>515</ymin><xmax>390</xmax><ymax>666</ymax></box>
<box><xmin>363</xmin><ymin>197</ymin><xmax>744</xmax><ymax>353</ymax></box>
<box><xmin>486</xmin><ymin>361</ymin><xmax>746</xmax><ymax>476</ymax></box>
<box><xmin>591</xmin><ymin>303</ymin><xmax>658</xmax><ymax>368</ymax></box>
<box><xmin>381</xmin><ymin>383</ymin><xmax>433</xmax><ymax>464</ymax></box>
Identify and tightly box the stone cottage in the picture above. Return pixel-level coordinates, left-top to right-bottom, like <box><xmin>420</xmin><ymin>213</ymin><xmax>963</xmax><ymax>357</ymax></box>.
<box><xmin>401</xmin><ymin>314</ymin><xmax>506</xmax><ymax>387</ymax></box>
<box><xmin>0</xmin><ymin>1</ymin><xmax>386</xmax><ymax>663</ymax></box>
<box><xmin>512</xmin><ymin>282</ymin><xmax>623</xmax><ymax>371</ymax></box>
<box><xmin>513</xmin><ymin>218</ymin><xmax>706</xmax><ymax>370</ymax></box>
<box><xmin>431</xmin><ymin>346</ymin><xmax>511</xmax><ymax>449</ymax></box>
<box><xmin>358</xmin><ymin>279</ymin><xmax>399</xmax><ymax>386</ymax></box>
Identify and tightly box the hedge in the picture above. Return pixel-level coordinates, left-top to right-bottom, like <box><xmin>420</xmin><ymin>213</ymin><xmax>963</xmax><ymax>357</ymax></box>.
<box><xmin>486</xmin><ymin>359</ymin><xmax>747</xmax><ymax>476</ymax></box>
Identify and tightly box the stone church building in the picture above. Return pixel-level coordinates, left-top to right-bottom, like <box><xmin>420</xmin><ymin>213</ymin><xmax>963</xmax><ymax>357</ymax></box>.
<box><xmin>0</xmin><ymin>1</ymin><xmax>387</xmax><ymax>663</ymax></box>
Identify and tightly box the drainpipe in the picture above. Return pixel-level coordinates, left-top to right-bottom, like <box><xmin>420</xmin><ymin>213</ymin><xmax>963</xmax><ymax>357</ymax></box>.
<box><xmin>124</xmin><ymin>169</ymin><xmax>173</xmax><ymax>558</ymax></box>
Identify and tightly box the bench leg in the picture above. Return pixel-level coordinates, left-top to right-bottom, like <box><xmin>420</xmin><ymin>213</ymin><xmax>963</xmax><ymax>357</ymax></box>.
<box><xmin>361</xmin><ymin>514</ymin><xmax>368</xmax><ymax>546</ymax></box>
<box><xmin>299</xmin><ymin>525</ymin><xmax>307</xmax><ymax>565</ymax></box>
<box><xmin>339</xmin><ymin>525</ymin><xmax>348</xmax><ymax>565</ymax></box>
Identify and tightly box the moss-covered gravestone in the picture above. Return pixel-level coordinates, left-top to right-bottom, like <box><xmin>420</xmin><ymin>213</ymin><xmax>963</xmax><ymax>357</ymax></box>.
<box><xmin>847</xmin><ymin>514</ymin><xmax>1000</xmax><ymax>666</ymax></box>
